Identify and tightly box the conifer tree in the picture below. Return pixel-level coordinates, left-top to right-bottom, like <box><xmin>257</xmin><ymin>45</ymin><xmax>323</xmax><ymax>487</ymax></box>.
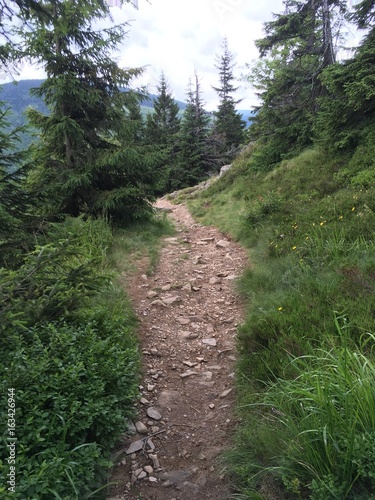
<box><xmin>212</xmin><ymin>37</ymin><xmax>245</xmax><ymax>152</ymax></box>
<box><xmin>175</xmin><ymin>74</ymin><xmax>221</xmax><ymax>189</ymax></box>
<box><xmin>144</xmin><ymin>72</ymin><xmax>181</xmax><ymax>193</ymax></box>
<box><xmin>22</xmin><ymin>0</ymin><xmax>159</xmax><ymax>222</ymax></box>
<box><xmin>145</xmin><ymin>72</ymin><xmax>180</xmax><ymax>146</ymax></box>
<box><xmin>247</xmin><ymin>0</ymin><xmax>348</xmax><ymax>169</ymax></box>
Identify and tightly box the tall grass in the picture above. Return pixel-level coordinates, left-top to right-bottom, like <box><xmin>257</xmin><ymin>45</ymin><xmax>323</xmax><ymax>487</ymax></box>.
<box><xmin>238</xmin><ymin>317</ymin><xmax>375</xmax><ymax>499</ymax></box>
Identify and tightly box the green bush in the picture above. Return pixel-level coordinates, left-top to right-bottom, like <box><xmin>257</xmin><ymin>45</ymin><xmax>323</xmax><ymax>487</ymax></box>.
<box><xmin>0</xmin><ymin>308</ymin><xmax>139</xmax><ymax>499</ymax></box>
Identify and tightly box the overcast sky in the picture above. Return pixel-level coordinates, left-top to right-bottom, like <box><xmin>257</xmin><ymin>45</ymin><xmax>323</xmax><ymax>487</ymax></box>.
<box><xmin>16</xmin><ymin>0</ymin><xmax>360</xmax><ymax>112</ymax></box>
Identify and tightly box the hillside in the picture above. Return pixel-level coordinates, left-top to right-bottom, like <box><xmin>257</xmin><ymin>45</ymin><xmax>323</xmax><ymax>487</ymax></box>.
<box><xmin>0</xmin><ymin>79</ymin><xmax>252</xmax><ymax>128</ymax></box>
<box><xmin>173</xmin><ymin>141</ymin><xmax>375</xmax><ymax>498</ymax></box>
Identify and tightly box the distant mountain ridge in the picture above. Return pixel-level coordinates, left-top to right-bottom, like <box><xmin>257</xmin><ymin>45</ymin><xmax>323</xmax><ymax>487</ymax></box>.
<box><xmin>0</xmin><ymin>79</ymin><xmax>253</xmax><ymax>127</ymax></box>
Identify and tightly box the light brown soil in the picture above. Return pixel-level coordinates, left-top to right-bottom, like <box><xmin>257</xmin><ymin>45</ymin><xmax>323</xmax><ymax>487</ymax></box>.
<box><xmin>107</xmin><ymin>198</ymin><xmax>248</xmax><ymax>500</ymax></box>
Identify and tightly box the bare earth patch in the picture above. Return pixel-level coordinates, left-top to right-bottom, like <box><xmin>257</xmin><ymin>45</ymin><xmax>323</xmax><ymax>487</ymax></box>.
<box><xmin>107</xmin><ymin>198</ymin><xmax>248</xmax><ymax>500</ymax></box>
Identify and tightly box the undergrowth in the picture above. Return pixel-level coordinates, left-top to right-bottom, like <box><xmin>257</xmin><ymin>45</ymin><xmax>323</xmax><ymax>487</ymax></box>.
<box><xmin>189</xmin><ymin>146</ymin><xmax>375</xmax><ymax>498</ymax></box>
<box><xmin>0</xmin><ymin>211</ymin><xmax>173</xmax><ymax>499</ymax></box>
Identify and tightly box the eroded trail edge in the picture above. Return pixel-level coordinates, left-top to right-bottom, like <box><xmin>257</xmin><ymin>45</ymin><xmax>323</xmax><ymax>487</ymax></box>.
<box><xmin>108</xmin><ymin>199</ymin><xmax>248</xmax><ymax>500</ymax></box>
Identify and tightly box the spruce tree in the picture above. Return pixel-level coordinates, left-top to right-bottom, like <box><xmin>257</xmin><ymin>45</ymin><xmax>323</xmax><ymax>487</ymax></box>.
<box><xmin>212</xmin><ymin>37</ymin><xmax>245</xmax><ymax>152</ymax></box>
<box><xmin>144</xmin><ymin>72</ymin><xmax>181</xmax><ymax>193</ymax></box>
<box><xmin>145</xmin><ymin>72</ymin><xmax>180</xmax><ymax>146</ymax></box>
<box><xmin>247</xmin><ymin>0</ymin><xmax>348</xmax><ymax>169</ymax></box>
<box><xmin>175</xmin><ymin>74</ymin><xmax>219</xmax><ymax>189</ymax></box>
<box><xmin>22</xmin><ymin>0</ymin><xmax>159</xmax><ymax>222</ymax></box>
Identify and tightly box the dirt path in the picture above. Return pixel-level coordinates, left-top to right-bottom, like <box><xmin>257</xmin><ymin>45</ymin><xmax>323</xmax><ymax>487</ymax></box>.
<box><xmin>107</xmin><ymin>199</ymin><xmax>248</xmax><ymax>500</ymax></box>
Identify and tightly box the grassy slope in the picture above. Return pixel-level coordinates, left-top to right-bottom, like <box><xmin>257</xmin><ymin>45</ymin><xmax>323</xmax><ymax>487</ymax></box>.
<box><xmin>183</xmin><ymin>145</ymin><xmax>375</xmax><ymax>498</ymax></box>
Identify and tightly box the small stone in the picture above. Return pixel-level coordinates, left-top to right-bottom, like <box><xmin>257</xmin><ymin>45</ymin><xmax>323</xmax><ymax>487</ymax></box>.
<box><xmin>150</xmin><ymin>348</ymin><xmax>159</xmax><ymax>355</ymax></box>
<box><xmin>126</xmin><ymin>440</ymin><xmax>143</xmax><ymax>455</ymax></box>
<box><xmin>209</xmin><ymin>277</ymin><xmax>221</xmax><ymax>285</ymax></box>
<box><xmin>144</xmin><ymin>465</ymin><xmax>154</xmax><ymax>474</ymax></box>
<box><xmin>180</xmin><ymin>370</ymin><xmax>198</xmax><ymax>379</ymax></box>
<box><xmin>147</xmin><ymin>291</ymin><xmax>158</xmax><ymax>298</ymax></box>
<box><xmin>150</xmin><ymin>299</ymin><xmax>167</xmax><ymax>307</ymax></box>
<box><xmin>135</xmin><ymin>421</ymin><xmax>148</xmax><ymax>434</ymax></box>
<box><xmin>139</xmin><ymin>397</ymin><xmax>149</xmax><ymax>405</ymax></box>
<box><xmin>206</xmin><ymin>324</ymin><xmax>215</xmax><ymax>334</ymax></box>
<box><xmin>202</xmin><ymin>338</ymin><xmax>217</xmax><ymax>347</ymax></box>
<box><xmin>220</xmin><ymin>388</ymin><xmax>233</xmax><ymax>398</ymax></box>
<box><xmin>162</xmin><ymin>295</ymin><xmax>181</xmax><ymax>306</ymax></box>
<box><xmin>147</xmin><ymin>384</ymin><xmax>156</xmax><ymax>392</ymax></box>
<box><xmin>138</xmin><ymin>471</ymin><xmax>147</xmax><ymax>479</ymax></box>
<box><xmin>222</xmin><ymin>317</ymin><xmax>234</xmax><ymax>324</ymax></box>
<box><xmin>182</xmin><ymin>283</ymin><xmax>192</xmax><ymax>291</ymax></box>
<box><xmin>161</xmin><ymin>284</ymin><xmax>171</xmax><ymax>291</ymax></box>
<box><xmin>177</xmin><ymin>317</ymin><xmax>190</xmax><ymax>325</ymax></box>
<box><xmin>147</xmin><ymin>438</ymin><xmax>156</xmax><ymax>451</ymax></box>
<box><xmin>149</xmin><ymin>476</ymin><xmax>158</xmax><ymax>483</ymax></box>
<box><xmin>216</xmin><ymin>240</ymin><xmax>231</xmax><ymax>249</ymax></box>
<box><xmin>180</xmin><ymin>331</ymin><xmax>199</xmax><ymax>340</ymax></box>
<box><xmin>201</xmin><ymin>371</ymin><xmax>213</xmax><ymax>381</ymax></box>
<box><xmin>208</xmin><ymin>403</ymin><xmax>215</xmax><ymax>410</ymax></box>
<box><xmin>149</xmin><ymin>454</ymin><xmax>160</xmax><ymax>469</ymax></box>
<box><xmin>147</xmin><ymin>407</ymin><xmax>162</xmax><ymax>421</ymax></box>
<box><xmin>182</xmin><ymin>360</ymin><xmax>198</xmax><ymax>368</ymax></box>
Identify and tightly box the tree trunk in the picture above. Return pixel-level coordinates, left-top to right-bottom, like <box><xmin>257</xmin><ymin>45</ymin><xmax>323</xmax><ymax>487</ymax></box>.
<box><xmin>322</xmin><ymin>0</ymin><xmax>335</xmax><ymax>66</ymax></box>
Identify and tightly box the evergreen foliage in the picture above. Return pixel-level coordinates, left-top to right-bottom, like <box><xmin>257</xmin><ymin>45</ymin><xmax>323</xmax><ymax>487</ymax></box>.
<box><xmin>174</xmin><ymin>75</ymin><xmax>215</xmax><ymax>189</ymax></box>
<box><xmin>247</xmin><ymin>0</ymin><xmax>348</xmax><ymax>170</ymax></box>
<box><xmin>22</xmin><ymin>0</ymin><xmax>159</xmax><ymax>221</ymax></box>
<box><xmin>144</xmin><ymin>72</ymin><xmax>181</xmax><ymax>192</ymax></box>
<box><xmin>212</xmin><ymin>37</ymin><xmax>246</xmax><ymax>152</ymax></box>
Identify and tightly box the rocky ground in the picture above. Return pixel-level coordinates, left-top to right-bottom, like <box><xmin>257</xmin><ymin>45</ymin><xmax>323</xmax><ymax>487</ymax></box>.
<box><xmin>107</xmin><ymin>198</ymin><xmax>248</xmax><ymax>500</ymax></box>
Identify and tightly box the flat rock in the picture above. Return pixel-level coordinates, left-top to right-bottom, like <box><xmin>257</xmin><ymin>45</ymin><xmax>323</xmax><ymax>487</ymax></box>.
<box><xmin>180</xmin><ymin>370</ymin><xmax>198</xmax><ymax>378</ymax></box>
<box><xmin>147</xmin><ymin>291</ymin><xmax>158</xmax><ymax>298</ymax></box>
<box><xmin>220</xmin><ymin>388</ymin><xmax>233</xmax><ymax>398</ymax></box>
<box><xmin>162</xmin><ymin>295</ymin><xmax>181</xmax><ymax>305</ymax></box>
<box><xmin>177</xmin><ymin>317</ymin><xmax>191</xmax><ymax>325</ymax></box>
<box><xmin>202</xmin><ymin>338</ymin><xmax>217</xmax><ymax>347</ymax></box>
<box><xmin>125</xmin><ymin>440</ymin><xmax>143</xmax><ymax>454</ymax></box>
<box><xmin>216</xmin><ymin>240</ymin><xmax>231</xmax><ymax>249</ymax></box>
<box><xmin>150</xmin><ymin>299</ymin><xmax>167</xmax><ymax>307</ymax></box>
<box><xmin>146</xmin><ymin>407</ymin><xmax>162</xmax><ymax>421</ymax></box>
<box><xmin>180</xmin><ymin>331</ymin><xmax>199</xmax><ymax>340</ymax></box>
<box><xmin>157</xmin><ymin>390</ymin><xmax>182</xmax><ymax>408</ymax></box>
<box><xmin>160</xmin><ymin>470</ymin><xmax>192</xmax><ymax>486</ymax></box>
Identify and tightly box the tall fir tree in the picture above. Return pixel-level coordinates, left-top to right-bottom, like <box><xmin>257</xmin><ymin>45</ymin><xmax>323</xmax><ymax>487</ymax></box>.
<box><xmin>145</xmin><ymin>72</ymin><xmax>180</xmax><ymax>146</ymax></box>
<box><xmin>212</xmin><ymin>37</ymin><xmax>246</xmax><ymax>152</ymax></box>
<box><xmin>175</xmin><ymin>74</ymin><xmax>222</xmax><ymax>189</ymax></box>
<box><xmin>22</xmin><ymin>0</ymin><xmax>159</xmax><ymax>222</ymax></box>
<box><xmin>144</xmin><ymin>72</ymin><xmax>181</xmax><ymax>193</ymax></box>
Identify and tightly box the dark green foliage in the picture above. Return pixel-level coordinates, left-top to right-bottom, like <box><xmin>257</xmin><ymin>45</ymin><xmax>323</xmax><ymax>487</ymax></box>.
<box><xmin>212</xmin><ymin>37</ymin><xmax>246</xmax><ymax>152</ymax></box>
<box><xmin>174</xmin><ymin>75</ymin><xmax>225</xmax><ymax>189</ymax></box>
<box><xmin>247</xmin><ymin>0</ymin><xmax>348</xmax><ymax>170</ymax></box>
<box><xmin>0</xmin><ymin>104</ymin><xmax>41</xmax><ymax>267</ymax></box>
<box><xmin>316</xmin><ymin>28</ymin><xmax>375</xmax><ymax>152</ymax></box>
<box><xmin>144</xmin><ymin>72</ymin><xmax>181</xmax><ymax>193</ymax></box>
<box><xmin>23</xmin><ymin>0</ymin><xmax>158</xmax><ymax>221</ymax></box>
<box><xmin>0</xmin><ymin>216</ymin><xmax>140</xmax><ymax>498</ymax></box>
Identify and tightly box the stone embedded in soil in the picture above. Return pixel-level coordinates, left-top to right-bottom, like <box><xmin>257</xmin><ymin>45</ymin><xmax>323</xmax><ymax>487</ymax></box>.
<box><xmin>209</xmin><ymin>277</ymin><xmax>221</xmax><ymax>285</ymax></box>
<box><xmin>146</xmin><ymin>407</ymin><xmax>162</xmax><ymax>420</ymax></box>
<box><xmin>180</xmin><ymin>370</ymin><xmax>198</xmax><ymax>378</ymax></box>
<box><xmin>177</xmin><ymin>317</ymin><xmax>191</xmax><ymax>325</ymax></box>
<box><xmin>147</xmin><ymin>291</ymin><xmax>158</xmax><ymax>298</ymax></box>
<box><xmin>150</xmin><ymin>299</ymin><xmax>167</xmax><ymax>307</ymax></box>
<box><xmin>220</xmin><ymin>388</ymin><xmax>233</xmax><ymax>398</ymax></box>
<box><xmin>125</xmin><ymin>440</ymin><xmax>143</xmax><ymax>455</ymax></box>
<box><xmin>127</xmin><ymin>421</ymin><xmax>137</xmax><ymax>435</ymax></box>
<box><xmin>135</xmin><ymin>421</ymin><xmax>148</xmax><ymax>434</ymax></box>
<box><xmin>179</xmin><ymin>331</ymin><xmax>198</xmax><ymax>340</ymax></box>
<box><xmin>149</xmin><ymin>454</ymin><xmax>160</xmax><ymax>469</ymax></box>
<box><xmin>157</xmin><ymin>390</ymin><xmax>182</xmax><ymax>408</ymax></box>
<box><xmin>162</xmin><ymin>295</ymin><xmax>181</xmax><ymax>305</ymax></box>
<box><xmin>139</xmin><ymin>397</ymin><xmax>149</xmax><ymax>405</ymax></box>
<box><xmin>202</xmin><ymin>338</ymin><xmax>217</xmax><ymax>347</ymax></box>
<box><xmin>216</xmin><ymin>239</ymin><xmax>231</xmax><ymax>249</ymax></box>
<box><xmin>160</xmin><ymin>470</ymin><xmax>192</xmax><ymax>487</ymax></box>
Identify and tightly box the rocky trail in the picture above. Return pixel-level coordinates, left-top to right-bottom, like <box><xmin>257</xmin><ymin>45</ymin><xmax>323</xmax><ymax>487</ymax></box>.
<box><xmin>107</xmin><ymin>198</ymin><xmax>248</xmax><ymax>500</ymax></box>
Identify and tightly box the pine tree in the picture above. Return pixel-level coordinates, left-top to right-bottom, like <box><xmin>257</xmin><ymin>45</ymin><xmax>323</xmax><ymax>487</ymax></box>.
<box><xmin>22</xmin><ymin>0</ymin><xmax>159</xmax><ymax>222</ymax></box>
<box><xmin>212</xmin><ymin>37</ymin><xmax>246</xmax><ymax>152</ymax></box>
<box><xmin>174</xmin><ymin>74</ymin><xmax>220</xmax><ymax>189</ymax></box>
<box><xmin>145</xmin><ymin>72</ymin><xmax>180</xmax><ymax>146</ymax></box>
<box><xmin>247</xmin><ymin>0</ymin><xmax>348</xmax><ymax>169</ymax></box>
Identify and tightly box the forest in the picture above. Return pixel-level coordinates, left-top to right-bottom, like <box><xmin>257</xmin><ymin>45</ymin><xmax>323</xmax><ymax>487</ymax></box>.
<box><xmin>0</xmin><ymin>0</ymin><xmax>374</xmax><ymax>498</ymax></box>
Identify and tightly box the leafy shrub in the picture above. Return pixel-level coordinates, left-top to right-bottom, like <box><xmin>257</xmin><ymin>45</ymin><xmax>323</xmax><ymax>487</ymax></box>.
<box><xmin>0</xmin><ymin>309</ymin><xmax>139</xmax><ymax>498</ymax></box>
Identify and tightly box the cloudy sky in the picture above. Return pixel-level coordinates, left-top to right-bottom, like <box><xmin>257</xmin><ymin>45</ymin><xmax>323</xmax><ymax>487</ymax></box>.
<box><xmin>16</xmin><ymin>0</ymin><xmax>360</xmax><ymax>112</ymax></box>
